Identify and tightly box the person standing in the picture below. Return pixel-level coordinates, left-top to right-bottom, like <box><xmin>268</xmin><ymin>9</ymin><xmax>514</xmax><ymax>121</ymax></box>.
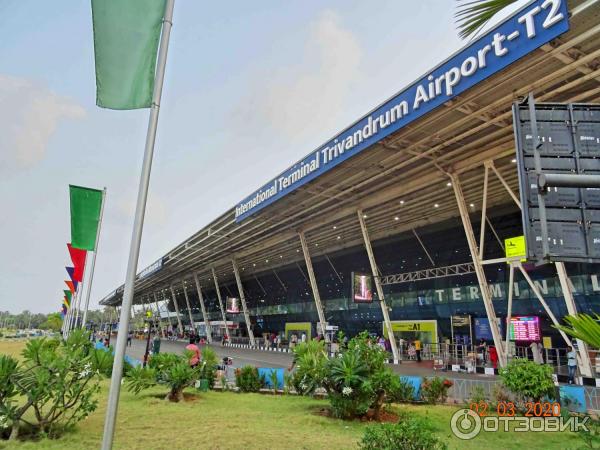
<box><xmin>186</xmin><ymin>337</ymin><xmax>201</xmax><ymax>368</ymax></box>
<box><xmin>127</xmin><ymin>330</ymin><xmax>133</xmax><ymax>347</ymax></box>
<box><xmin>415</xmin><ymin>339</ymin><xmax>422</xmax><ymax>362</ymax></box>
<box><xmin>567</xmin><ymin>346</ymin><xmax>578</xmax><ymax>384</ymax></box>
<box><xmin>152</xmin><ymin>333</ymin><xmax>161</xmax><ymax>355</ymax></box>
<box><xmin>531</xmin><ymin>341</ymin><xmax>543</xmax><ymax>364</ymax></box>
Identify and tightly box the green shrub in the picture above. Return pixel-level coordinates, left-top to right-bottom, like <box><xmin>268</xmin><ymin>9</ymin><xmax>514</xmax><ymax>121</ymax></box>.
<box><xmin>0</xmin><ymin>330</ymin><xmax>101</xmax><ymax>441</ymax></box>
<box><xmin>198</xmin><ymin>347</ymin><xmax>218</xmax><ymax>389</ymax></box>
<box><xmin>291</xmin><ymin>339</ymin><xmax>328</xmax><ymax>395</ymax></box>
<box><xmin>235</xmin><ymin>365</ymin><xmax>263</xmax><ymax>393</ymax></box>
<box><xmin>359</xmin><ymin>412</ymin><xmax>447</xmax><ymax>450</ymax></box>
<box><xmin>389</xmin><ymin>377</ymin><xmax>415</xmax><ymax>403</ymax></box>
<box><xmin>499</xmin><ymin>358</ymin><xmax>555</xmax><ymax>403</ymax></box>
<box><xmin>420</xmin><ymin>377</ymin><xmax>453</xmax><ymax>404</ymax></box>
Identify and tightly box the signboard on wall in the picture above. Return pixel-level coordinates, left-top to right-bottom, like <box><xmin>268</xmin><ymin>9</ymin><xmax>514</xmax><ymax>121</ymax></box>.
<box><xmin>385</xmin><ymin>320</ymin><xmax>438</xmax><ymax>345</ymax></box>
<box><xmin>235</xmin><ymin>0</ymin><xmax>569</xmax><ymax>222</ymax></box>
<box><xmin>284</xmin><ymin>322</ymin><xmax>312</xmax><ymax>340</ymax></box>
<box><xmin>509</xmin><ymin>316</ymin><xmax>541</xmax><ymax>342</ymax></box>
<box><xmin>351</xmin><ymin>272</ymin><xmax>374</xmax><ymax>303</ymax></box>
<box><xmin>474</xmin><ymin>317</ymin><xmax>504</xmax><ymax>341</ymax></box>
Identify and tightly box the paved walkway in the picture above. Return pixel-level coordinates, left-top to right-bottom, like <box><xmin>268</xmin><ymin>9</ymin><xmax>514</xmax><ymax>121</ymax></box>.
<box><xmin>125</xmin><ymin>338</ymin><xmax>501</xmax><ymax>381</ymax></box>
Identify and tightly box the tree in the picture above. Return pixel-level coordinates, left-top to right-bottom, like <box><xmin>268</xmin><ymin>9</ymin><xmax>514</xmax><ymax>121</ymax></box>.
<box><xmin>456</xmin><ymin>0</ymin><xmax>519</xmax><ymax>39</ymax></box>
<box><xmin>39</xmin><ymin>313</ymin><xmax>62</xmax><ymax>332</ymax></box>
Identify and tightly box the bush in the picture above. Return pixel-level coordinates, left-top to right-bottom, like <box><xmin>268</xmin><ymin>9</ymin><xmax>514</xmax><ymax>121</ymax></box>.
<box><xmin>420</xmin><ymin>377</ymin><xmax>453</xmax><ymax>404</ymax></box>
<box><xmin>0</xmin><ymin>330</ymin><xmax>101</xmax><ymax>440</ymax></box>
<box><xmin>359</xmin><ymin>412</ymin><xmax>447</xmax><ymax>450</ymax></box>
<box><xmin>291</xmin><ymin>339</ymin><xmax>328</xmax><ymax>395</ymax></box>
<box><xmin>235</xmin><ymin>365</ymin><xmax>263</xmax><ymax>393</ymax></box>
<box><xmin>197</xmin><ymin>347</ymin><xmax>218</xmax><ymax>389</ymax></box>
<box><xmin>127</xmin><ymin>349</ymin><xmax>203</xmax><ymax>401</ymax></box>
<box><xmin>389</xmin><ymin>377</ymin><xmax>416</xmax><ymax>403</ymax></box>
<box><xmin>499</xmin><ymin>358</ymin><xmax>555</xmax><ymax>403</ymax></box>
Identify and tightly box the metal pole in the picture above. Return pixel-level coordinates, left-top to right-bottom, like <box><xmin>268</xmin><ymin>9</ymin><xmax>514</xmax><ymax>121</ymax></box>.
<box><xmin>450</xmin><ymin>173</ymin><xmax>506</xmax><ymax>367</ymax></box>
<box><xmin>170</xmin><ymin>285</ymin><xmax>184</xmax><ymax>335</ymax></box>
<box><xmin>193</xmin><ymin>273</ymin><xmax>212</xmax><ymax>344</ymax></box>
<box><xmin>357</xmin><ymin>210</ymin><xmax>400</xmax><ymax>362</ymax></box>
<box><xmin>101</xmin><ymin>1</ymin><xmax>175</xmax><ymax>447</ymax></box>
<box><xmin>556</xmin><ymin>262</ymin><xmax>593</xmax><ymax>376</ymax></box>
<box><xmin>232</xmin><ymin>258</ymin><xmax>256</xmax><ymax>346</ymax></box>
<box><xmin>412</xmin><ymin>228</ymin><xmax>435</xmax><ymax>266</ymax></box>
<box><xmin>81</xmin><ymin>188</ymin><xmax>107</xmax><ymax>328</ymax></box>
<box><xmin>298</xmin><ymin>231</ymin><xmax>327</xmax><ymax>338</ymax></box>
<box><xmin>505</xmin><ymin>262</ymin><xmax>515</xmax><ymax>365</ymax></box>
<box><xmin>479</xmin><ymin>164</ymin><xmax>489</xmax><ymax>259</ymax></box>
<box><xmin>211</xmin><ymin>268</ymin><xmax>228</xmax><ymax>338</ymax></box>
<box><xmin>182</xmin><ymin>281</ymin><xmax>195</xmax><ymax>335</ymax></box>
<box><xmin>517</xmin><ymin>263</ymin><xmax>574</xmax><ymax>347</ymax></box>
<box><xmin>153</xmin><ymin>293</ymin><xmax>166</xmax><ymax>338</ymax></box>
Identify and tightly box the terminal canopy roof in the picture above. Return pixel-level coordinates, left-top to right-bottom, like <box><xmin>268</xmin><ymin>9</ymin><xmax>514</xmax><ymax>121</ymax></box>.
<box><xmin>100</xmin><ymin>0</ymin><xmax>600</xmax><ymax>306</ymax></box>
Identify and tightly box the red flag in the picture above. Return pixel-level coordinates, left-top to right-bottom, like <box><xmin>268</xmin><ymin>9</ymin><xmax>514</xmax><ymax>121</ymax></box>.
<box><xmin>67</xmin><ymin>243</ymin><xmax>87</xmax><ymax>282</ymax></box>
<box><xmin>65</xmin><ymin>280</ymin><xmax>76</xmax><ymax>294</ymax></box>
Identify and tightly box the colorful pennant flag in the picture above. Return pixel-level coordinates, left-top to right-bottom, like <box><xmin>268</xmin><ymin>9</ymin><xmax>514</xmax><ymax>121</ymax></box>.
<box><xmin>69</xmin><ymin>185</ymin><xmax>103</xmax><ymax>250</ymax></box>
<box><xmin>63</xmin><ymin>290</ymin><xmax>72</xmax><ymax>307</ymax></box>
<box><xmin>91</xmin><ymin>0</ymin><xmax>167</xmax><ymax>109</ymax></box>
<box><xmin>65</xmin><ymin>280</ymin><xmax>76</xmax><ymax>295</ymax></box>
<box><xmin>67</xmin><ymin>244</ymin><xmax>87</xmax><ymax>282</ymax></box>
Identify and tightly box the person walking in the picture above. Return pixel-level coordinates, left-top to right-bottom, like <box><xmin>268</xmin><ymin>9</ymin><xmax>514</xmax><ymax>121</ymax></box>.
<box><xmin>127</xmin><ymin>330</ymin><xmax>133</xmax><ymax>347</ymax></box>
<box><xmin>567</xmin><ymin>345</ymin><xmax>577</xmax><ymax>384</ymax></box>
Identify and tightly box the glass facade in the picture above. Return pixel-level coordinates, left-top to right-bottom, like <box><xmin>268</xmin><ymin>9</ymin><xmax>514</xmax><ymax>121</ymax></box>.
<box><xmin>169</xmin><ymin>210</ymin><xmax>600</xmax><ymax>345</ymax></box>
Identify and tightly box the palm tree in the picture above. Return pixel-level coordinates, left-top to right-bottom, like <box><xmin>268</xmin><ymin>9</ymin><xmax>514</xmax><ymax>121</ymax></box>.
<box><xmin>456</xmin><ymin>0</ymin><xmax>519</xmax><ymax>39</ymax></box>
<box><xmin>556</xmin><ymin>314</ymin><xmax>600</xmax><ymax>349</ymax></box>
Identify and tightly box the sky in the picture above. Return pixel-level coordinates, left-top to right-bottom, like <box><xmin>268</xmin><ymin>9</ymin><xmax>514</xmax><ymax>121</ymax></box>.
<box><xmin>0</xmin><ymin>0</ymin><xmax>530</xmax><ymax>314</ymax></box>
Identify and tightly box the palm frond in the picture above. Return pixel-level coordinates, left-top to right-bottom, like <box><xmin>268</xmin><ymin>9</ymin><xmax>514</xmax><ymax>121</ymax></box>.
<box><xmin>555</xmin><ymin>314</ymin><xmax>600</xmax><ymax>349</ymax></box>
<box><xmin>455</xmin><ymin>0</ymin><xmax>519</xmax><ymax>40</ymax></box>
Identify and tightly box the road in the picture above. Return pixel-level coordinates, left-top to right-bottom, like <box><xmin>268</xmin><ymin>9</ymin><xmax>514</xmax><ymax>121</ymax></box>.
<box><xmin>124</xmin><ymin>338</ymin><xmax>500</xmax><ymax>381</ymax></box>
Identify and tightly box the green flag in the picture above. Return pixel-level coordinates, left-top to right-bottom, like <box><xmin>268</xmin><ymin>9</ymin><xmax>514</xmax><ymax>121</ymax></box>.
<box><xmin>91</xmin><ymin>0</ymin><xmax>167</xmax><ymax>109</ymax></box>
<box><xmin>70</xmin><ymin>185</ymin><xmax>103</xmax><ymax>251</ymax></box>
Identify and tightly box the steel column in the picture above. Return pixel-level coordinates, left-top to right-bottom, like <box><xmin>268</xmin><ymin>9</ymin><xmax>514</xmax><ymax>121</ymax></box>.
<box><xmin>479</xmin><ymin>164</ymin><xmax>489</xmax><ymax>259</ymax></box>
<box><xmin>211</xmin><ymin>267</ymin><xmax>228</xmax><ymax>337</ymax></box>
<box><xmin>505</xmin><ymin>262</ymin><xmax>515</xmax><ymax>365</ymax></box>
<box><xmin>232</xmin><ymin>258</ymin><xmax>256</xmax><ymax>346</ymax></box>
<box><xmin>153</xmin><ymin>293</ymin><xmax>165</xmax><ymax>338</ymax></box>
<box><xmin>556</xmin><ymin>262</ymin><xmax>593</xmax><ymax>377</ymax></box>
<box><xmin>298</xmin><ymin>231</ymin><xmax>327</xmax><ymax>337</ymax></box>
<box><xmin>182</xmin><ymin>281</ymin><xmax>195</xmax><ymax>334</ymax></box>
<box><xmin>169</xmin><ymin>285</ymin><xmax>184</xmax><ymax>335</ymax></box>
<box><xmin>357</xmin><ymin>210</ymin><xmax>400</xmax><ymax>362</ymax></box>
<box><xmin>193</xmin><ymin>273</ymin><xmax>212</xmax><ymax>343</ymax></box>
<box><xmin>450</xmin><ymin>173</ymin><xmax>507</xmax><ymax>367</ymax></box>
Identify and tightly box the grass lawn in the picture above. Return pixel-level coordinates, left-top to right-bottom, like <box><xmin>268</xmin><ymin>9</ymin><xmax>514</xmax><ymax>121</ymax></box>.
<box><xmin>0</xmin><ymin>341</ymin><xmax>584</xmax><ymax>449</ymax></box>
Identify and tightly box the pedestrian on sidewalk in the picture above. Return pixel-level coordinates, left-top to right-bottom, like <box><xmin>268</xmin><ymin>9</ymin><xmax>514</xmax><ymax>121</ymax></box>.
<box><xmin>415</xmin><ymin>339</ymin><xmax>422</xmax><ymax>362</ymax></box>
<box><xmin>186</xmin><ymin>336</ymin><xmax>201</xmax><ymax>369</ymax></box>
<box><xmin>127</xmin><ymin>331</ymin><xmax>133</xmax><ymax>347</ymax></box>
<box><xmin>567</xmin><ymin>346</ymin><xmax>577</xmax><ymax>384</ymax></box>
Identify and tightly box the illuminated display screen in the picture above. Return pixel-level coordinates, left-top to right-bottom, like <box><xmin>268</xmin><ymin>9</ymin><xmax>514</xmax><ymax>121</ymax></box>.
<box><xmin>226</xmin><ymin>297</ymin><xmax>240</xmax><ymax>314</ymax></box>
<box><xmin>351</xmin><ymin>272</ymin><xmax>373</xmax><ymax>303</ymax></box>
<box><xmin>509</xmin><ymin>316</ymin><xmax>541</xmax><ymax>342</ymax></box>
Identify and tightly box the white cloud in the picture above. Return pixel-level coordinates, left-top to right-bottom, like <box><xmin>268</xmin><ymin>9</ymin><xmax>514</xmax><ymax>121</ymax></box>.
<box><xmin>239</xmin><ymin>10</ymin><xmax>363</xmax><ymax>143</ymax></box>
<box><xmin>117</xmin><ymin>193</ymin><xmax>168</xmax><ymax>228</ymax></box>
<box><xmin>0</xmin><ymin>74</ymin><xmax>86</xmax><ymax>169</ymax></box>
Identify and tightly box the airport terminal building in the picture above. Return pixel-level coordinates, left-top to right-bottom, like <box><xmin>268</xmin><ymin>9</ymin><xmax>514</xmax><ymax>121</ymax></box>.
<box><xmin>101</xmin><ymin>0</ymin><xmax>600</xmax><ymax>366</ymax></box>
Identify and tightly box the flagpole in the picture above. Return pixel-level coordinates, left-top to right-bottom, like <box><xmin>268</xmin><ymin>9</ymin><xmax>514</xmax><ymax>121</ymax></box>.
<box><xmin>81</xmin><ymin>187</ymin><xmax>107</xmax><ymax>329</ymax></box>
<box><xmin>101</xmin><ymin>1</ymin><xmax>175</xmax><ymax>448</ymax></box>
<box><xmin>72</xmin><ymin>280</ymin><xmax>84</xmax><ymax>332</ymax></box>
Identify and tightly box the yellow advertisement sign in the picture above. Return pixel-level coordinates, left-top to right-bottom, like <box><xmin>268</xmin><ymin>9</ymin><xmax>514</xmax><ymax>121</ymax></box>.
<box><xmin>384</xmin><ymin>320</ymin><xmax>438</xmax><ymax>344</ymax></box>
<box><xmin>284</xmin><ymin>322</ymin><xmax>312</xmax><ymax>340</ymax></box>
<box><xmin>505</xmin><ymin>235</ymin><xmax>526</xmax><ymax>261</ymax></box>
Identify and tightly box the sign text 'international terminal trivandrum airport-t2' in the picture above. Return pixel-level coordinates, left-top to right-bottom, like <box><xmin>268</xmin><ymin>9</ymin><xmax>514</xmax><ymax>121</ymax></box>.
<box><xmin>235</xmin><ymin>0</ymin><xmax>569</xmax><ymax>222</ymax></box>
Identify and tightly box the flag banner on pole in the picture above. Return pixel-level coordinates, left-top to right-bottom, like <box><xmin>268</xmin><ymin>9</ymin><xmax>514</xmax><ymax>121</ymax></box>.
<box><xmin>67</xmin><ymin>244</ymin><xmax>87</xmax><ymax>282</ymax></box>
<box><xmin>65</xmin><ymin>267</ymin><xmax>79</xmax><ymax>290</ymax></box>
<box><xmin>64</xmin><ymin>290</ymin><xmax>72</xmax><ymax>307</ymax></box>
<box><xmin>65</xmin><ymin>280</ymin><xmax>76</xmax><ymax>295</ymax></box>
<box><xmin>91</xmin><ymin>0</ymin><xmax>167</xmax><ymax>110</ymax></box>
<box><xmin>70</xmin><ymin>185</ymin><xmax>103</xmax><ymax>250</ymax></box>
<box><xmin>62</xmin><ymin>300</ymin><xmax>69</xmax><ymax>311</ymax></box>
